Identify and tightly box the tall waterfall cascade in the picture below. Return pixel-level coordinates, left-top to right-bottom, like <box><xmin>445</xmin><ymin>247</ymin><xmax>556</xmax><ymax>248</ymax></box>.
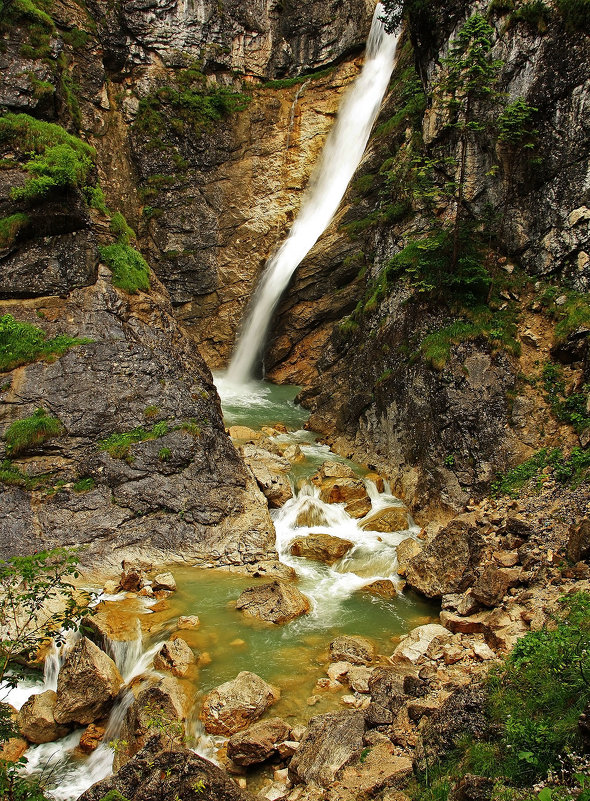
<box><xmin>226</xmin><ymin>4</ymin><xmax>400</xmax><ymax>384</ymax></box>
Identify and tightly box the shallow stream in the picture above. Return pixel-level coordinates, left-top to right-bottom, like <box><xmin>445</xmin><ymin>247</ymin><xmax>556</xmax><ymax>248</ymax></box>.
<box><xmin>9</xmin><ymin>377</ymin><xmax>436</xmax><ymax>799</ymax></box>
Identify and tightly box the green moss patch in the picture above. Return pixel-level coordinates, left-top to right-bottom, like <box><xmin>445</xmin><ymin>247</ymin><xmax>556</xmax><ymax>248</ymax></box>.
<box><xmin>0</xmin><ymin>114</ymin><xmax>96</xmax><ymax>204</ymax></box>
<box><xmin>0</xmin><ymin>213</ymin><xmax>29</xmax><ymax>249</ymax></box>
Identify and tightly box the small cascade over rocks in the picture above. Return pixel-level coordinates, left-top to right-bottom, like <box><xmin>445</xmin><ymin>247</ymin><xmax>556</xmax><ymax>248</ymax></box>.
<box><xmin>227</xmin><ymin>4</ymin><xmax>400</xmax><ymax>384</ymax></box>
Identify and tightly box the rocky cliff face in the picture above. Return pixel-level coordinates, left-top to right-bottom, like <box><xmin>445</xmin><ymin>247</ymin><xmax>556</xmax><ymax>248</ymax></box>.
<box><xmin>0</xmin><ymin>0</ymin><xmax>371</xmax><ymax>566</ymax></box>
<box><xmin>264</xmin><ymin>5</ymin><xmax>589</xmax><ymax>518</ymax></box>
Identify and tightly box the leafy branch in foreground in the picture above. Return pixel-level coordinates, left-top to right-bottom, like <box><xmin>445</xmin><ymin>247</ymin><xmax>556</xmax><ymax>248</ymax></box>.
<box><xmin>0</xmin><ymin>549</ymin><xmax>94</xmax><ymax>799</ymax></box>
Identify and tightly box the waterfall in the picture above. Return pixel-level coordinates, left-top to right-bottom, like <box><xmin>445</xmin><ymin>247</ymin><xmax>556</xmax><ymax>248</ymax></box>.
<box><xmin>226</xmin><ymin>4</ymin><xmax>400</xmax><ymax>385</ymax></box>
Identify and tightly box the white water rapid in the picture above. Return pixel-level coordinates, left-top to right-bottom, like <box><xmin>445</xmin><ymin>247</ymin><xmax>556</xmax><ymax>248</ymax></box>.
<box><xmin>226</xmin><ymin>4</ymin><xmax>400</xmax><ymax>384</ymax></box>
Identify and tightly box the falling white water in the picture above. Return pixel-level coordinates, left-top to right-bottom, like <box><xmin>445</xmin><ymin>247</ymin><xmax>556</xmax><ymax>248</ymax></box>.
<box><xmin>272</xmin><ymin>478</ymin><xmax>418</xmax><ymax>626</ymax></box>
<box><xmin>226</xmin><ymin>4</ymin><xmax>400</xmax><ymax>384</ymax></box>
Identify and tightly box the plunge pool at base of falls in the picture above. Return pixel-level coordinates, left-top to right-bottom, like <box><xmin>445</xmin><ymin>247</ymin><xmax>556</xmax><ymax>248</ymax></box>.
<box><xmin>10</xmin><ymin>377</ymin><xmax>437</xmax><ymax>800</ymax></box>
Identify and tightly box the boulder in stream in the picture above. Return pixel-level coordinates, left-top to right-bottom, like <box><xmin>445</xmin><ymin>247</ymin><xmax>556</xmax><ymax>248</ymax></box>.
<box><xmin>235</xmin><ymin>580</ymin><xmax>310</xmax><ymax>624</ymax></box>
<box><xmin>288</xmin><ymin>710</ymin><xmax>366</xmax><ymax>786</ymax></box>
<box><xmin>319</xmin><ymin>478</ymin><xmax>369</xmax><ymax>507</ymax></box>
<box><xmin>396</xmin><ymin>537</ymin><xmax>423</xmax><ymax>576</ymax></box>
<box><xmin>153</xmin><ymin>572</ymin><xmax>177</xmax><ymax>591</ymax></box>
<box><xmin>289</xmin><ymin>533</ymin><xmax>354</xmax><ymax>564</ymax></box>
<box><xmin>78</xmin><ymin>736</ymin><xmax>254</xmax><ymax>801</ymax></box>
<box><xmin>153</xmin><ymin>637</ymin><xmax>196</xmax><ymax>677</ymax></box>
<box><xmin>53</xmin><ymin>637</ymin><xmax>124</xmax><ymax>725</ymax></box>
<box><xmin>18</xmin><ymin>689</ymin><xmax>70</xmax><ymax>743</ymax></box>
<box><xmin>240</xmin><ymin>444</ymin><xmax>293</xmax><ymax>508</ymax></box>
<box><xmin>227</xmin><ymin>717</ymin><xmax>292</xmax><ymax>766</ymax></box>
<box><xmin>120</xmin><ymin>566</ymin><xmax>147</xmax><ymax>592</ymax></box>
<box><xmin>329</xmin><ymin>635</ymin><xmax>375</xmax><ymax>665</ymax></box>
<box><xmin>78</xmin><ymin>722</ymin><xmax>106</xmax><ymax>753</ymax></box>
<box><xmin>295</xmin><ymin>498</ymin><xmax>329</xmax><ymax>528</ymax></box>
<box><xmin>200</xmin><ymin>671</ymin><xmax>279</xmax><ymax>736</ymax></box>
<box><xmin>115</xmin><ymin>674</ymin><xmax>187</xmax><ymax>770</ymax></box>
<box><xmin>312</xmin><ymin>461</ymin><xmax>357</xmax><ymax>481</ymax></box>
<box><xmin>361</xmin><ymin>506</ymin><xmax>410</xmax><ymax>533</ymax></box>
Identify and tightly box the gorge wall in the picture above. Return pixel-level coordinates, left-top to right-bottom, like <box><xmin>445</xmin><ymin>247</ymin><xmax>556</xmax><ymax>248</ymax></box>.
<box><xmin>266</xmin><ymin>2</ymin><xmax>590</xmax><ymax>519</ymax></box>
<box><xmin>0</xmin><ymin>0</ymin><xmax>372</xmax><ymax>567</ymax></box>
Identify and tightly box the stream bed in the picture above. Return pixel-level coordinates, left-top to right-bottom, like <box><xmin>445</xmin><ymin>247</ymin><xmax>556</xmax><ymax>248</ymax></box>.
<box><xmin>10</xmin><ymin>377</ymin><xmax>436</xmax><ymax>799</ymax></box>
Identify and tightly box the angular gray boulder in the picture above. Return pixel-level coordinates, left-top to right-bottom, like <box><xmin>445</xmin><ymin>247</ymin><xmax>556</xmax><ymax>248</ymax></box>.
<box><xmin>288</xmin><ymin>710</ymin><xmax>366</xmax><ymax>786</ymax></box>
<box><xmin>227</xmin><ymin>717</ymin><xmax>292</xmax><ymax>766</ymax></box>
<box><xmin>78</xmin><ymin>736</ymin><xmax>254</xmax><ymax>801</ymax></box>
<box><xmin>53</xmin><ymin>637</ymin><xmax>124</xmax><ymax>725</ymax></box>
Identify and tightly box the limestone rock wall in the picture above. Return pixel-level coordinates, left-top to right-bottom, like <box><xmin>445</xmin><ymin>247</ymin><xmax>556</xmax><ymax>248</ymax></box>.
<box><xmin>0</xmin><ymin>0</ymin><xmax>372</xmax><ymax>565</ymax></box>
<box><xmin>262</xmin><ymin>5</ymin><xmax>589</xmax><ymax>518</ymax></box>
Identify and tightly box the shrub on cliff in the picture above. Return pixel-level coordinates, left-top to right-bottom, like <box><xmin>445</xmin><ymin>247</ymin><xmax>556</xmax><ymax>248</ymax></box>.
<box><xmin>98</xmin><ymin>242</ymin><xmax>150</xmax><ymax>294</ymax></box>
<box><xmin>0</xmin><ymin>114</ymin><xmax>96</xmax><ymax>204</ymax></box>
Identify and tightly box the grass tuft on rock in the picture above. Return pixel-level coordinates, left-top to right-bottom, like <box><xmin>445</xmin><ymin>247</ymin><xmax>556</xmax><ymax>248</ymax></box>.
<box><xmin>0</xmin><ymin>314</ymin><xmax>90</xmax><ymax>372</ymax></box>
<box><xmin>98</xmin><ymin>243</ymin><xmax>150</xmax><ymax>294</ymax></box>
<box><xmin>99</xmin><ymin>421</ymin><xmax>169</xmax><ymax>460</ymax></box>
<box><xmin>0</xmin><ymin>213</ymin><xmax>29</xmax><ymax>249</ymax></box>
<box><xmin>4</xmin><ymin>408</ymin><xmax>64</xmax><ymax>456</ymax></box>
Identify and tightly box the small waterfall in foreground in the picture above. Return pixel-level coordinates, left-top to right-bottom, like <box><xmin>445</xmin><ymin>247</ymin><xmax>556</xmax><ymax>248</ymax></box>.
<box><xmin>226</xmin><ymin>4</ymin><xmax>400</xmax><ymax>385</ymax></box>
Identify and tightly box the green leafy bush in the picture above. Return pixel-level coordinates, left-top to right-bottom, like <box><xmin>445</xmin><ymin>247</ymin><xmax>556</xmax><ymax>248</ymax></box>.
<box><xmin>0</xmin><ymin>548</ymin><xmax>92</xmax><ymax>800</ymax></box>
<box><xmin>134</xmin><ymin>65</ymin><xmax>250</xmax><ymax>148</ymax></box>
<box><xmin>492</xmin><ymin>446</ymin><xmax>590</xmax><ymax>496</ymax></box>
<box><xmin>0</xmin><ymin>313</ymin><xmax>90</xmax><ymax>372</ymax></box>
<box><xmin>542</xmin><ymin>363</ymin><xmax>590</xmax><ymax>433</ymax></box>
<box><xmin>12</xmin><ymin>143</ymin><xmax>93</xmax><ymax>202</ymax></box>
<box><xmin>409</xmin><ymin>593</ymin><xmax>590</xmax><ymax>801</ymax></box>
<box><xmin>98</xmin><ymin>243</ymin><xmax>150</xmax><ymax>294</ymax></box>
<box><xmin>488</xmin><ymin>592</ymin><xmax>590</xmax><ymax>784</ymax></box>
<box><xmin>4</xmin><ymin>408</ymin><xmax>64</xmax><ymax>456</ymax></box>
